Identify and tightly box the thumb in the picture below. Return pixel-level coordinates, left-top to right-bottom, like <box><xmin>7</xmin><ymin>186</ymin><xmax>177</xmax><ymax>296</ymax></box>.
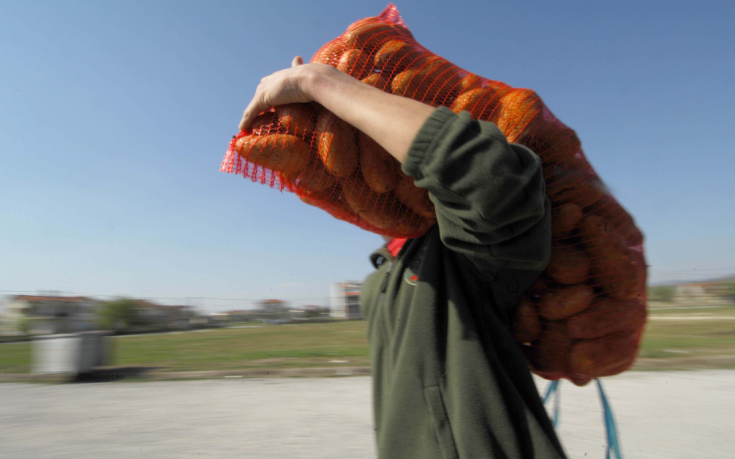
<box><xmin>291</xmin><ymin>56</ymin><xmax>304</xmax><ymax>67</ymax></box>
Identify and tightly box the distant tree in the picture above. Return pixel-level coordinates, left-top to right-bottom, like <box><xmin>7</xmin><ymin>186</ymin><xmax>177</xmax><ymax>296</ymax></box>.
<box><xmin>717</xmin><ymin>280</ymin><xmax>735</xmax><ymax>302</ymax></box>
<box><xmin>647</xmin><ymin>285</ymin><xmax>676</xmax><ymax>302</ymax></box>
<box><xmin>15</xmin><ymin>317</ymin><xmax>30</xmax><ymax>335</ymax></box>
<box><xmin>303</xmin><ymin>306</ymin><xmax>321</xmax><ymax>318</ymax></box>
<box><xmin>97</xmin><ymin>299</ymin><xmax>140</xmax><ymax>332</ymax></box>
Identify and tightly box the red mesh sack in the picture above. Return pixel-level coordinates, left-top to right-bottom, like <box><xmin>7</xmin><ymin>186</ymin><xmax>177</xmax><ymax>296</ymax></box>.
<box><xmin>221</xmin><ymin>4</ymin><xmax>647</xmax><ymax>385</ymax></box>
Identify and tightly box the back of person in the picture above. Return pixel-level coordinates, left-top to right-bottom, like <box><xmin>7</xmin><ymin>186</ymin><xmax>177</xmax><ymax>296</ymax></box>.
<box><xmin>360</xmin><ymin>108</ymin><xmax>566</xmax><ymax>458</ymax></box>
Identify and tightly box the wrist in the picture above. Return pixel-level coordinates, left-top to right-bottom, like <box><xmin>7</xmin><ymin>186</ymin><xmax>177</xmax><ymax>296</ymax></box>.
<box><xmin>299</xmin><ymin>64</ymin><xmax>335</xmax><ymax>104</ymax></box>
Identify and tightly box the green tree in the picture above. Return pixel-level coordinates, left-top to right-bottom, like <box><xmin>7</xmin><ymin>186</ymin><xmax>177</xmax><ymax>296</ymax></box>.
<box><xmin>97</xmin><ymin>299</ymin><xmax>140</xmax><ymax>332</ymax></box>
<box><xmin>717</xmin><ymin>280</ymin><xmax>735</xmax><ymax>302</ymax></box>
<box><xmin>15</xmin><ymin>317</ymin><xmax>31</xmax><ymax>335</ymax></box>
<box><xmin>647</xmin><ymin>285</ymin><xmax>676</xmax><ymax>302</ymax></box>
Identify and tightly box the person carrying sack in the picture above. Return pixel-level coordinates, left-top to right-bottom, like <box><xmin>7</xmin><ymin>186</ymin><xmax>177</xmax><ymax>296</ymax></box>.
<box><xmin>239</xmin><ymin>57</ymin><xmax>567</xmax><ymax>459</ymax></box>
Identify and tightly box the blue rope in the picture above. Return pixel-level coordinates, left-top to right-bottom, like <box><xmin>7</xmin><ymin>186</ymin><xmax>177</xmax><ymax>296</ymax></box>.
<box><xmin>596</xmin><ymin>379</ymin><xmax>622</xmax><ymax>459</ymax></box>
<box><xmin>543</xmin><ymin>378</ymin><xmax>623</xmax><ymax>459</ymax></box>
<box><xmin>542</xmin><ymin>379</ymin><xmax>561</xmax><ymax>427</ymax></box>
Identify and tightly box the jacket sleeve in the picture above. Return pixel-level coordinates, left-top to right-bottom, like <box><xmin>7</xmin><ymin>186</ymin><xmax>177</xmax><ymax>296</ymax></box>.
<box><xmin>402</xmin><ymin>107</ymin><xmax>551</xmax><ymax>276</ymax></box>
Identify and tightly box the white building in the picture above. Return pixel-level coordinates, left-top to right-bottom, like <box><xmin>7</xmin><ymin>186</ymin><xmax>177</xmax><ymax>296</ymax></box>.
<box><xmin>330</xmin><ymin>282</ymin><xmax>362</xmax><ymax>319</ymax></box>
<box><xmin>1</xmin><ymin>295</ymin><xmax>102</xmax><ymax>336</ymax></box>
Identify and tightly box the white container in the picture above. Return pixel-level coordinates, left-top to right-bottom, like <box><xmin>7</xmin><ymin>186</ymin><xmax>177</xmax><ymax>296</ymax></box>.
<box><xmin>32</xmin><ymin>331</ymin><xmax>111</xmax><ymax>375</ymax></box>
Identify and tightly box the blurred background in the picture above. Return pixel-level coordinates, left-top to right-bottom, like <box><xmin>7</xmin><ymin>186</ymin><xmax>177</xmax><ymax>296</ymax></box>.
<box><xmin>1</xmin><ymin>1</ymin><xmax>734</xmax><ymax>457</ymax></box>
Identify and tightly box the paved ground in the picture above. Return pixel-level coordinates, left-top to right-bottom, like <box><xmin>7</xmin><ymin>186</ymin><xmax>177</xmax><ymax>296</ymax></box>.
<box><xmin>1</xmin><ymin>370</ymin><xmax>734</xmax><ymax>458</ymax></box>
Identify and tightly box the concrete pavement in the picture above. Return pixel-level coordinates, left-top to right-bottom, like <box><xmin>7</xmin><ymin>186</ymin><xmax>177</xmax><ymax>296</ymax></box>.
<box><xmin>1</xmin><ymin>370</ymin><xmax>733</xmax><ymax>458</ymax></box>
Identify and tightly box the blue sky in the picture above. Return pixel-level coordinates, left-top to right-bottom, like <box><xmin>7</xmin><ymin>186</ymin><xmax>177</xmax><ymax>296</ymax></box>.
<box><xmin>1</xmin><ymin>1</ymin><xmax>734</xmax><ymax>311</ymax></box>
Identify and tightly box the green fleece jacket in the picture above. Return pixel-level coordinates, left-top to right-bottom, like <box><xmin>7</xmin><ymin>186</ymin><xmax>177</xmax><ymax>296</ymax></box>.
<box><xmin>360</xmin><ymin>107</ymin><xmax>567</xmax><ymax>459</ymax></box>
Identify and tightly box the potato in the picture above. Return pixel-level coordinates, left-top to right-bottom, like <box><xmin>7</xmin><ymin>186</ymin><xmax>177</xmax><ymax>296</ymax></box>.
<box><xmin>592</xmin><ymin>247</ymin><xmax>647</xmax><ymax>300</ymax></box>
<box><xmin>344</xmin><ymin>16</ymin><xmax>381</xmax><ymax>32</ymax></box>
<box><xmin>512</xmin><ymin>296</ymin><xmax>541</xmax><ymax>343</ymax></box>
<box><xmin>568</xmin><ymin>329</ymin><xmax>640</xmax><ymax>379</ymax></box>
<box><xmin>579</xmin><ymin>214</ymin><xmax>625</xmax><ymax>257</ymax></box>
<box><xmin>343</xmin><ymin>23</ymin><xmax>400</xmax><ymax>52</ymax></box>
<box><xmin>298</xmin><ymin>183</ymin><xmax>362</xmax><ymax>226</ymax></box>
<box><xmin>522</xmin><ymin>120</ymin><xmax>581</xmax><ymax>165</ymax></box>
<box><xmin>545</xmin><ymin>170</ymin><xmax>607</xmax><ymax>208</ymax></box>
<box><xmin>393</xmin><ymin>25</ymin><xmax>414</xmax><ymax>40</ymax></box>
<box><xmin>390</xmin><ymin>211</ymin><xmax>435</xmax><ymax>239</ymax></box>
<box><xmin>337</xmin><ymin>49</ymin><xmax>371</xmax><ymax>79</ymax></box>
<box><xmin>568</xmin><ymin>375</ymin><xmax>593</xmax><ymax>387</ymax></box>
<box><xmin>297</xmin><ymin>183</ymin><xmax>337</xmax><ymax>206</ymax></box>
<box><xmin>379</xmin><ymin>200</ymin><xmax>434</xmax><ymax>238</ymax></box>
<box><xmin>391</xmin><ymin>68</ymin><xmax>421</xmax><ymax>97</ymax></box>
<box><xmin>235</xmin><ymin>134</ymin><xmax>310</xmax><ymax>176</ymax></box>
<box><xmin>248</xmin><ymin>112</ymin><xmax>278</xmax><ymax>136</ymax></box>
<box><xmin>408</xmin><ymin>57</ymin><xmax>461</xmax><ymax>106</ymax></box>
<box><xmin>546</xmin><ymin>243</ymin><xmax>590</xmax><ymax>285</ymax></box>
<box><xmin>391</xmin><ymin>58</ymin><xmax>461</xmax><ymax>106</ymax></box>
<box><xmin>578</xmin><ymin>214</ymin><xmax>646</xmax><ymax>299</ymax></box>
<box><xmin>538</xmin><ymin>284</ymin><xmax>594</xmax><ymax>321</ymax></box>
<box><xmin>415</xmin><ymin>56</ymin><xmax>450</xmax><ymax>73</ymax></box>
<box><xmin>451</xmin><ymin>88</ymin><xmax>487</xmax><ymax>114</ymax></box>
<box><xmin>314</xmin><ymin>111</ymin><xmax>359</xmax><ymax>178</ymax></box>
<box><xmin>543</xmin><ymin>155</ymin><xmax>591</xmax><ymax>183</ymax></box>
<box><xmin>361</xmin><ymin>73</ymin><xmax>391</xmax><ymax>92</ymax></box>
<box><xmin>542</xmin><ymin>164</ymin><xmax>560</xmax><ymax>184</ymax></box>
<box><xmin>584</xmin><ymin>194</ymin><xmax>644</xmax><ymax>247</ymax></box>
<box><xmin>421</xmin><ymin>63</ymin><xmax>463</xmax><ymax>107</ymax></box>
<box><xmin>344</xmin><ymin>16</ymin><xmax>413</xmax><ymax>41</ymax></box>
<box><xmin>288</xmin><ymin>158</ymin><xmax>334</xmax><ymax>193</ymax></box>
<box><xmin>340</xmin><ymin>172</ymin><xmax>433</xmax><ymax>237</ymax></box>
<box><xmin>526</xmin><ymin>276</ymin><xmax>551</xmax><ymax>300</ymax></box>
<box><xmin>483</xmin><ymin>79</ymin><xmax>512</xmax><ymax>92</ymax></box>
<box><xmin>373</xmin><ymin>39</ymin><xmax>414</xmax><ymax>73</ymax></box>
<box><xmin>341</xmin><ymin>173</ymin><xmax>386</xmax><ymax>228</ymax></box>
<box><xmin>528</xmin><ymin>320</ymin><xmax>571</xmax><ymax>378</ymax></box>
<box><xmin>450</xmin><ymin>86</ymin><xmax>511</xmax><ymax>120</ymax></box>
<box><xmin>456</xmin><ymin>73</ymin><xmax>483</xmax><ymax>93</ymax></box>
<box><xmin>341</xmin><ymin>173</ymin><xmax>400</xmax><ymax>229</ymax></box>
<box><xmin>358</xmin><ymin>131</ymin><xmax>399</xmax><ymax>193</ymax></box>
<box><xmin>551</xmin><ymin>203</ymin><xmax>583</xmax><ymax>239</ymax></box>
<box><xmin>567</xmin><ymin>297</ymin><xmax>646</xmax><ymax>339</ymax></box>
<box><xmin>393</xmin><ymin>173</ymin><xmax>435</xmax><ymax>218</ymax></box>
<box><xmin>310</xmin><ymin>39</ymin><xmax>348</xmax><ymax>66</ymax></box>
<box><xmin>493</xmin><ymin>88</ymin><xmax>543</xmax><ymax>143</ymax></box>
<box><xmin>274</xmin><ymin>103</ymin><xmax>316</xmax><ymax>138</ymax></box>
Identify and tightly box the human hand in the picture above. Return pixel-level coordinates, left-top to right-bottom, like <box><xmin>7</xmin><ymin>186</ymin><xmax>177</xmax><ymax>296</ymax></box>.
<box><xmin>237</xmin><ymin>53</ymin><xmax>433</xmax><ymax>164</ymax></box>
<box><xmin>238</xmin><ymin>56</ymin><xmax>339</xmax><ymax>131</ymax></box>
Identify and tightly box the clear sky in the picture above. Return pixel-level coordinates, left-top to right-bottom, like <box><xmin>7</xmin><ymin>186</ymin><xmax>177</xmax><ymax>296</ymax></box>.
<box><xmin>1</xmin><ymin>1</ymin><xmax>734</xmax><ymax>312</ymax></box>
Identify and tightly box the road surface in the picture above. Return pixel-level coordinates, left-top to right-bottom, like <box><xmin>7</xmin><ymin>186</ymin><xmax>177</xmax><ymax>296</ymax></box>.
<box><xmin>1</xmin><ymin>370</ymin><xmax>733</xmax><ymax>458</ymax></box>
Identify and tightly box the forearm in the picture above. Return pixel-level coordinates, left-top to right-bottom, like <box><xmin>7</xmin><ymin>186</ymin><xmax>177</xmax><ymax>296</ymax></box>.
<box><xmin>239</xmin><ymin>60</ymin><xmax>435</xmax><ymax>163</ymax></box>
<box><xmin>305</xmin><ymin>66</ymin><xmax>435</xmax><ymax>163</ymax></box>
<box><xmin>404</xmin><ymin>108</ymin><xmax>551</xmax><ymax>273</ymax></box>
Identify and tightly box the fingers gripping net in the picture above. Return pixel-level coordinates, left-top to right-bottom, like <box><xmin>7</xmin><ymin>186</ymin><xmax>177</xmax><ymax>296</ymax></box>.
<box><xmin>221</xmin><ymin>4</ymin><xmax>648</xmax><ymax>382</ymax></box>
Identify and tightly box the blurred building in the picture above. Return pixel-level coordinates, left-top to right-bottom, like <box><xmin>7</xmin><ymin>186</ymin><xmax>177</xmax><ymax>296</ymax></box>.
<box><xmin>254</xmin><ymin>299</ymin><xmax>289</xmax><ymax>322</ymax></box>
<box><xmin>212</xmin><ymin>305</ymin><xmax>330</xmax><ymax>324</ymax></box>
<box><xmin>219</xmin><ymin>309</ymin><xmax>260</xmax><ymax>322</ymax></box>
<box><xmin>673</xmin><ymin>282</ymin><xmax>731</xmax><ymax>306</ymax></box>
<box><xmin>301</xmin><ymin>305</ymin><xmax>329</xmax><ymax>318</ymax></box>
<box><xmin>330</xmin><ymin>282</ymin><xmax>362</xmax><ymax>319</ymax></box>
<box><xmin>1</xmin><ymin>295</ymin><xmax>102</xmax><ymax>335</ymax></box>
<box><xmin>132</xmin><ymin>300</ymin><xmax>196</xmax><ymax>331</ymax></box>
<box><xmin>648</xmin><ymin>277</ymin><xmax>735</xmax><ymax>307</ymax></box>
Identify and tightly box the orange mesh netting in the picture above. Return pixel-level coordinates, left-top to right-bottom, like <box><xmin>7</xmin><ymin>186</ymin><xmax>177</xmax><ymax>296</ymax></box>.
<box><xmin>221</xmin><ymin>4</ymin><xmax>647</xmax><ymax>385</ymax></box>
